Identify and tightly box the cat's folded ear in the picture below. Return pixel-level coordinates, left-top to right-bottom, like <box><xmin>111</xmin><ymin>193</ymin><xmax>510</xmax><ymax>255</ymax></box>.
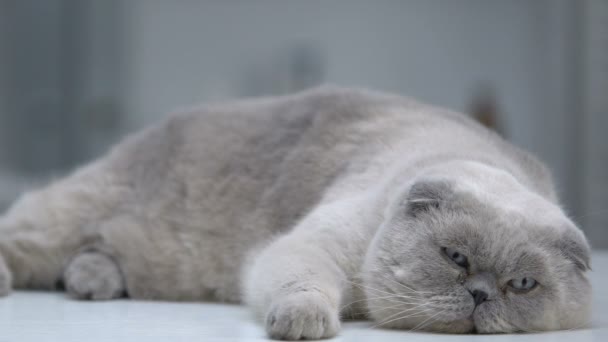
<box><xmin>555</xmin><ymin>227</ymin><xmax>591</xmax><ymax>271</ymax></box>
<box><xmin>405</xmin><ymin>179</ymin><xmax>455</xmax><ymax>217</ymax></box>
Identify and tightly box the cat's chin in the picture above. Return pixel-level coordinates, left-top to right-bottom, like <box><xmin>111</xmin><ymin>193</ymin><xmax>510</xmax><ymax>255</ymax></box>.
<box><xmin>374</xmin><ymin>315</ymin><xmax>475</xmax><ymax>334</ymax></box>
<box><xmin>430</xmin><ymin>318</ymin><xmax>476</xmax><ymax>334</ymax></box>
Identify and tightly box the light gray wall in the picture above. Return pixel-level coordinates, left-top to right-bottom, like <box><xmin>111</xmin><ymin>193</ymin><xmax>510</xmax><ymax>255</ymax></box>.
<box><xmin>582</xmin><ymin>0</ymin><xmax>608</xmax><ymax>247</ymax></box>
<box><xmin>119</xmin><ymin>0</ymin><xmax>582</xmax><ymax>216</ymax></box>
<box><xmin>0</xmin><ymin>0</ymin><xmax>125</xmax><ymax>208</ymax></box>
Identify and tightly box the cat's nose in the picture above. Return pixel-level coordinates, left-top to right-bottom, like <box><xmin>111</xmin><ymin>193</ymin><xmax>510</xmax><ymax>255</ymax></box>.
<box><xmin>469</xmin><ymin>289</ymin><xmax>488</xmax><ymax>306</ymax></box>
<box><xmin>464</xmin><ymin>272</ymin><xmax>496</xmax><ymax>305</ymax></box>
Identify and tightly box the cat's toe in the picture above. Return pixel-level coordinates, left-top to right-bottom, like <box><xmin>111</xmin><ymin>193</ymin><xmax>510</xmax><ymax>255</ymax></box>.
<box><xmin>63</xmin><ymin>251</ymin><xmax>125</xmax><ymax>300</ymax></box>
<box><xmin>0</xmin><ymin>254</ymin><xmax>12</xmax><ymax>297</ymax></box>
<box><xmin>266</xmin><ymin>292</ymin><xmax>340</xmax><ymax>340</ymax></box>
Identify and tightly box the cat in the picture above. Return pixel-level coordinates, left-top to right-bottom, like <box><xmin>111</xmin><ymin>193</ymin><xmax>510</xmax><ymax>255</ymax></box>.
<box><xmin>0</xmin><ymin>86</ymin><xmax>591</xmax><ymax>339</ymax></box>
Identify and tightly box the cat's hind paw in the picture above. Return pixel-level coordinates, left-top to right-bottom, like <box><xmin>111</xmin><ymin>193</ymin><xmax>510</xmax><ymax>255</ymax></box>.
<box><xmin>265</xmin><ymin>292</ymin><xmax>340</xmax><ymax>340</ymax></box>
<box><xmin>63</xmin><ymin>251</ymin><xmax>126</xmax><ymax>300</ymax></box>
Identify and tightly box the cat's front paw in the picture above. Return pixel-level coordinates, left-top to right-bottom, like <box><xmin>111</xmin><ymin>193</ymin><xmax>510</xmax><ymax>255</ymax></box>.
<box><xmin>266</xmin><ymin>292</ymin><xmax>340</xmax><ymax>340</ymax></box>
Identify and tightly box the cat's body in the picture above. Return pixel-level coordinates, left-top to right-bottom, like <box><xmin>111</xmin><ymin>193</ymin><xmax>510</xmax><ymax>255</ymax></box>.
<box><xmin>0</xmin><ymin>87</ymin><xmax>590</xmax><ymax>339</ymax></box>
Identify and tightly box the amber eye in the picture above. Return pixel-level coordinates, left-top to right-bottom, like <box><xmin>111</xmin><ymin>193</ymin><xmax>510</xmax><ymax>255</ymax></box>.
<box><xmin>509</xmin><ymin>277</ymin><xmax>537</xmax><ymax>292</ymax></box>
<box><xmin>442</xmin><ymin>247</ymin><xmax>469</xmax><ymax>268</ymax></box>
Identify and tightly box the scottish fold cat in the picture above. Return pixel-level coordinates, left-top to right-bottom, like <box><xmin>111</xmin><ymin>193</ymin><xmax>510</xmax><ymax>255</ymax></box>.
<box><xmin>0</xmin><ymin>87</ymin><xmax>590</xmax><ymax>339</ymax></box>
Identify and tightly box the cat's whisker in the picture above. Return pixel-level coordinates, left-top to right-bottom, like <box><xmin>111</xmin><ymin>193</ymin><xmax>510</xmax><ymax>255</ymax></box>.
<box><xmin>344</xmin><ymin>282</ymin><xmax>428</xmax><ymax>313</ymax></box>
<box><xmin>344</xmin><ymin>279</ymin><xmax>399</xmax><ymax>297</ymax></box>
<box><xmin>375</xmin><ymin>267</ymin><xmax>432</xmax><ymax>294</ymax></box>
<box><xmin>345</xmin><ymin>279</ymin><xmax>430</xmax><ymax>303</ymax></box>
<box><xmin>363</xmin><ymin>301</ymin><xmax>431</xmax><ymax>316</ymax></box>
<box><xmin>372</xmin><ymin>314</ymin><xmax>430</xmax><ymax>330</ymax></box>
<box><xmin>370</xmin><ymin>302</ymin><xmax>436</xmax><ymax>328</ymax></box>
<box><xmin>409</xmin><ymin>309</ymin><xmax>448</xmax><ymax>332</ymax></box>
<box><xmin>347</xmin><ymin>302</ymin><xmax>414</xmax><ymax>317</ymax></box>
<box><xmin>339</xmin><ymin>294</ymin><xmax>424</xmax><ymax>312</ymax></box>
<box><xmin>371</xmin><ymin>305</ymin><xmax>437</xmax><ymax>329</ymax></box>
<box><xmin>363</xmin><ymin>303</ymin><xmax>408</xmax><ymax>314</ymax></box>
<box><xmin>346</xmin><ymin>280</ymin><xmax>424</xmax><ymax>300</ymax></box>
<box><xmin>365</xmin><ymin>297</ymin><xmax>428</xmax><ymax>308</ymax></box>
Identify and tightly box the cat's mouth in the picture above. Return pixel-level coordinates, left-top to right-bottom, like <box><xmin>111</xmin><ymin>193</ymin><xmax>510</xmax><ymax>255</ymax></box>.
<box><xmin>468</xmin><ymin>314</ymin><xmax>488</xmax><ymax>334</ymax></box>
<box><xmin>469</xmin><ymin>313</ymin><xmax>480</xmax><ymax>333</ymax></box>
<box><xmin>464</xmin><ymin>318</ymin><xmax>478</xmax><ymax>334</ymax></box>
<box><xmin>433</xmin><ymin>317</ymin><xmax>476</xmax><ymax>334</ymax></box>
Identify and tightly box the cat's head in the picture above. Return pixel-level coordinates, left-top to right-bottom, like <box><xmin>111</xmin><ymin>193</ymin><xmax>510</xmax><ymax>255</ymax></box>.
<box><xmin>363</xmin><ymin>169</ymin><xmax>591</xmax><ymax>333</ymax></box>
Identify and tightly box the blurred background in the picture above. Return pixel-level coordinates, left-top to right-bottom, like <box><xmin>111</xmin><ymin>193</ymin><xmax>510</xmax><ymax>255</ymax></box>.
<box><xmin>0</xmin><ymin>1</ymin><xmax>606</xmax><ymax>246</ymax></box>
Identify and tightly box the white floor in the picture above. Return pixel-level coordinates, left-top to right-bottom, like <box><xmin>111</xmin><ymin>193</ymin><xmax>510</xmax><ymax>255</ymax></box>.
<box><xmin>1</xmin><ymin>254</ymin><xmax>607</xmax><ymax>342</ymax></box>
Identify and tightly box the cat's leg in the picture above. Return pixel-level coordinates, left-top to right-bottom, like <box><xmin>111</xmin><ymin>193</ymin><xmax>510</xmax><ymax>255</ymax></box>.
<box><xmin>246</xmin><ymin>241</ymin><xmax>343</xmax><ymax>340</ymax></box>
<box><xmin>85</xmin><ymin>214</ymin><xmax>208</xmax><ymax>301</ymax></box>
<box><xmin>63</xmin><ymin>249</ymin><xmax>126</xmax><ymax>300</ymax></box>
<box><xmin>244</xmin><ymin>197</ymin><xmax>376</xmax><ymax>340</ymax></box>
<box><xmin>0</xmin><ymin>163</ymin><xmax>126</xmax><ymax>295</ymax></box>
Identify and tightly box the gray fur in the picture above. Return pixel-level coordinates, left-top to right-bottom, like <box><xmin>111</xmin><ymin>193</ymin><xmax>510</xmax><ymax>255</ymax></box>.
<box><xmin>0</xmin><ymin>86</ymin><xmax>590</xmax><ymax>338</ymax></box>
<box><xmin>64</xmin><ymin>251</ymin><xmax>125</xmax><ymax>300</ymax></box>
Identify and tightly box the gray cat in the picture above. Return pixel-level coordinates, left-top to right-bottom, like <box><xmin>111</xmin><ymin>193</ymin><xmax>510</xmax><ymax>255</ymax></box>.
<box><xmin>0</xmin><ymin>87</ymin><xmax>591</xmax><ymax>339</ymax></box>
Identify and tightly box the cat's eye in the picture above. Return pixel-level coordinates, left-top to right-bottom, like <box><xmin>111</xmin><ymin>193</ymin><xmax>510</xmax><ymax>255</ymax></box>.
<box><xmin>442</xmin><ymin>247</ymin><xmax>469</xmax><ymax>268</ymax></box>
<box><xmin>508</xmin><ymin>277</ymin><xmax>537</xmax><ymax>292</ymax></box>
